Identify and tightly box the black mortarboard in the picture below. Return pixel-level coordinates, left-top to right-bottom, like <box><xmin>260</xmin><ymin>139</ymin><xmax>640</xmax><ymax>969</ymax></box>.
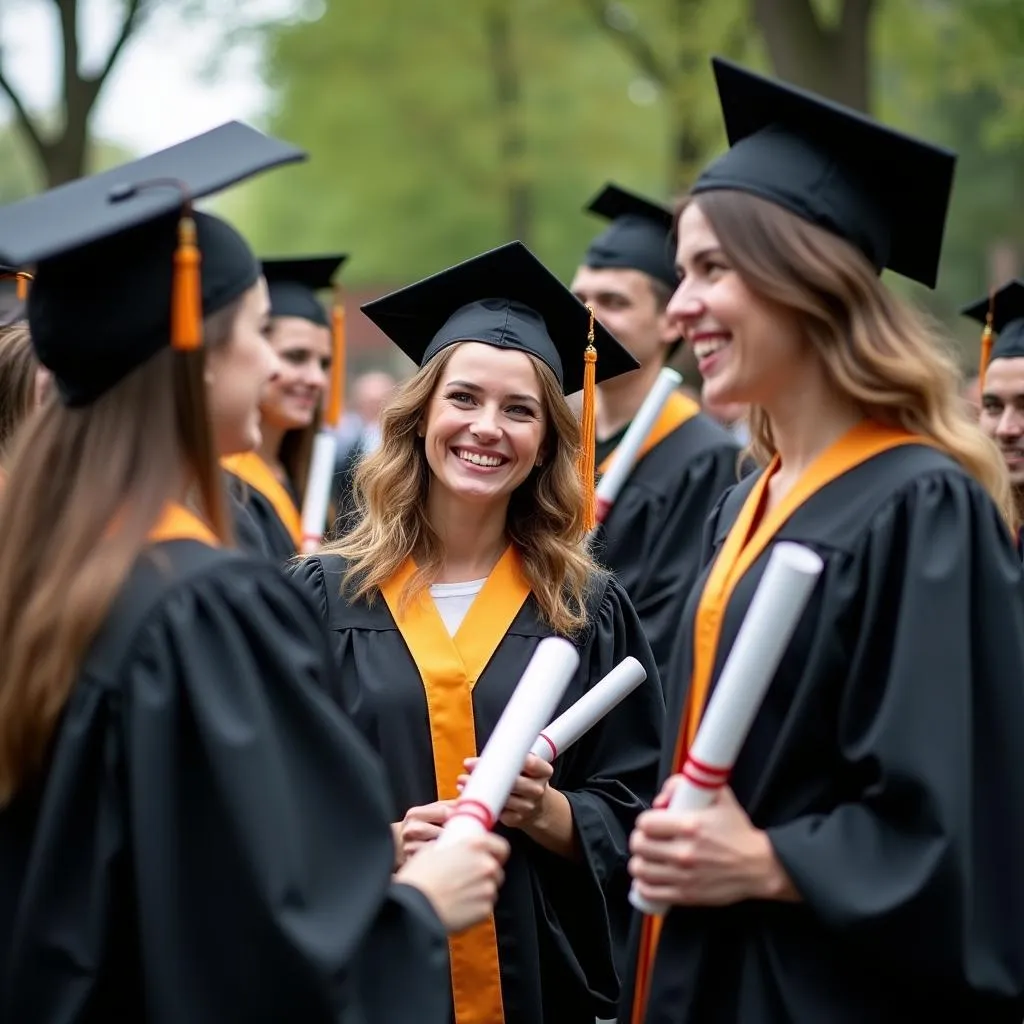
<box><xmin>361</xmin><ymin>241</ymin><xmax>638</xmax><ymax>396</ymax></box>
<box><xmin>962</xmin><ymin>280</ymin><xmax>1024</xmax><ymax>367</ymax></box>
<box><xmin>262</xmin><ymin>254</ymin><xmax>348</xmax><ymax>328</ymax></box>
<box><xmin>0</xmin><ymin>121</ymin><xmax>306</xmax><ymax>406</ymax></box>
<box><xmin>583</xmin><ymin>183</ymin><xmax>677</xmax><ymax>287</ymax></box>
<box><xmin>691</xmin><ymin>57</ymin><xmax>957</xmax><ymax>289</ymax></box>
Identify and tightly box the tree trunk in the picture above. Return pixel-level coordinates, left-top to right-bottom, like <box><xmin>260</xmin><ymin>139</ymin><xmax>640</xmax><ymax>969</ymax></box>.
<box><xmin>752</xmin><ymin>0</ymin><xmax>876</xmax><ymax>112</ymax></box>
<box><xmin>485</xmin><ymin>2</ymin><xmax>531</xmax><ymax>243</ymax></box>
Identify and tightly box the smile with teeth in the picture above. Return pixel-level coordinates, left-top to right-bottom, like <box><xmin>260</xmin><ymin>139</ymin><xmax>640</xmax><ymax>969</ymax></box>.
<box><xmin>454</xmin><ymin>448</ymin><xmax>508</xmax><ymax>468</ymax></box>
<box><xmin>693</xmin><ymin>336</ymin><xmax>731</xmax><ymax>360</ymax></box>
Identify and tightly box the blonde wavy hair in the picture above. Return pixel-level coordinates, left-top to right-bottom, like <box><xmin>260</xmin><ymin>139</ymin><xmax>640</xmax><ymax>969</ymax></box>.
<box><xmin>317</xmin><ymin>343</ymin><xmax>600</xmax><ymax>636</ymax></box>
<box><xmin>687</xmin><ymin>191</ymin><xmax>1014</xmax><ymax>530</ymax></box>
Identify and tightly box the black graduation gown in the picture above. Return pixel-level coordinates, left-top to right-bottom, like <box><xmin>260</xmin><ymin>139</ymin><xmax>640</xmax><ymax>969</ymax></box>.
<box><xmin>225</xmin><ymin>471</ymin><xmax>275</xmax><ymax>558</ymax></box>
<box><xmin>0</xmin><ymin>538</ymin><xmax>451</xmax><ymax>1024</ymax></box>
<box><xmin>591</xmin><ymin>412</ymin><xmax>739</xmax><ymax>681</ymax></box>
<box><xmin>624</xmin><ymin>443</ymin><xmax>1024</xmax><ymax>1023</ymax></box>
<box><xmin>288</xmin><ymin>554</ymin><xmax>666</xmax><ymax>1024</ymax></box>
<box><xmin>226</xmin><ymin>469</ymin><xmax>300</xmax><ymax>561</ymax></box>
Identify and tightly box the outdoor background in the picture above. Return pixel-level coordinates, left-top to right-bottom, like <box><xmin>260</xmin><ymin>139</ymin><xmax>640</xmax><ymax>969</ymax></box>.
<box><xmin>3</xmin><ymin>0</ymin><xmax>1022</xmax><ymax>381</ymax></box>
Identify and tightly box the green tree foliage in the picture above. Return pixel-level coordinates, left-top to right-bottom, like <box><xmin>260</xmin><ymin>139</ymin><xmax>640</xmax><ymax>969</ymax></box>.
<box><xmin>236</xmin><ymin>0</ymin><xmax>694</xmax><ymax>285</ymax></box>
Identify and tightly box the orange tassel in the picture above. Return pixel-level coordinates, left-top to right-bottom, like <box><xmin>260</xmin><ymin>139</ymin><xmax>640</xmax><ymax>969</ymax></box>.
<box><xmin>979</xmin><ymin>286</ymin><xmax>996</xmax><ymax>388</ymax></box>
<box><xmin>171</xmin><ymin>213</ymin><xmax>203</xmax><ymax>351</ymax></box>
<box><xmin>325</xmin><ymin>292</ymin><xmax>346</xmax><ymax>428</ymax></box>
<box><xmin>980</xmin><ymin>322</ymin><xmax>993</xmax><ymax>388</ymax></box>
<box><xmin>15</xmin><ymin>272</ymin><xmax>30</xmax><ymax>301</ymax></box>
<box><xmin>577</xmin><ymin>306</ymin><xmax>598</xmax><ymax>533</ymax></box>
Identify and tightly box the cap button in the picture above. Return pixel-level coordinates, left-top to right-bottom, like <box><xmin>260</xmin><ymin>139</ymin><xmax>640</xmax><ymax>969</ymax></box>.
<box><xmin>107</xmin><ymin>183</ymin><xmax>136</xmax><ymax>203</ymax></box>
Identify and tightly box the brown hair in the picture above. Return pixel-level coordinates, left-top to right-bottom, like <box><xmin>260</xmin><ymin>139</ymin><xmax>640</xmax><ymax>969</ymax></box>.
<box><xmin>686</xmin><ymin>191</ymin><xmax>1014</xmax><ymax>529</ymax></box>
<box><xmin>0</xmin><ymin>301</ymin><xmax>242</xmax><ymax>805</ymax></box>
<box><xmin>315</xmin><ymin>344</ymin><xmax>600</xmax><ymax>637</ymax></box>
<box><xmin>0</xmin><ymin>322</ymin><xmax>39</xmax><ymax>465</ymax></box>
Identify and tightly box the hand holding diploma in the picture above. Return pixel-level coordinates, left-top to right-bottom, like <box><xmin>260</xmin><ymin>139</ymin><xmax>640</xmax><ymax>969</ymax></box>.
<box><xmin>459</xmin><ymin>754</ymin><xmax>553</xmax><ymax>830</ymax></box>
<box><xmin>628</xmin><ymin>542</ymin><xmax>824</xmax><ymax>915</ymax></box>
<box><xmin>437</xmin><ymin>637</ymin><xmax>579</xmax><ymax>848</ymax></box>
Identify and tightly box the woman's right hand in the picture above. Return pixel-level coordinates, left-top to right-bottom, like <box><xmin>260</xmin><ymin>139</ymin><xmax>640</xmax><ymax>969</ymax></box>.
<box><xmin>396</xmin><ymin>800</ymin><xmax>454</xmax><ymax>865</ymax></box>
<box><xmin>396</xmin><ymin>832</ymin><xmax>510</xmax><ymax>933</ymax></box>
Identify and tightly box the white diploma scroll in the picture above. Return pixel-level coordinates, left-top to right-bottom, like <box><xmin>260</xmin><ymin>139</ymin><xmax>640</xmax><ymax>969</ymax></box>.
<box><xmin>300</xmin><ymin>430</ymin><xmax>338</xmax><ymax>554</ymax></box>
<box><xmin>629</xmin><ymin>541</ymin><xmax>825</xmax><ymax>915</ymax></box>
<box><xmin>437</xmin><ymin>637</ymin><xmax>580</xmax><ymax>847</ymax></box>
<box><xmin>590</xmin><ymin>367</ymin><xmax>682</xmax><ymax>534</ymax></box>
<box><xmin>530</xmin><ymin>656</ymin><xmax>647</xmax><ymax>763</ymax></box>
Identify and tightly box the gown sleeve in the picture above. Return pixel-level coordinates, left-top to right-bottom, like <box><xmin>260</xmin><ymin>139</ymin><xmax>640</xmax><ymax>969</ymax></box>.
<box><xmin>535</xmin><ymin>576</ymin><xmax>666</xmax><ymax>1015</ymax></box>
<box><xmin>766</xmin><ymin>471</ymin><xmax>1024</xmax><ymax>1004</ymax></box>
<box><xmin>4</xmin><ymin>556</ymin><xmax>450</xmax><ymax>1024</ymax></box>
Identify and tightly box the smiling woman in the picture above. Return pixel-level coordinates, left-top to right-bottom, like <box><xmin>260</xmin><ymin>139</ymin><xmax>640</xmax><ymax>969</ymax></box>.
<box><xmin>222</xmin><ymin>253</ymin><xmax>346</xmax><ymax>559</ymax></box>
<box><xmin>288</xmin><ymin>240</ymin><xmax>666</xmax><ymax>1024</ymax></box>
<box><xmin>623</xmin><ymin>57</ymin><xmax>1024</xmax><ymax>1024</ymax></box>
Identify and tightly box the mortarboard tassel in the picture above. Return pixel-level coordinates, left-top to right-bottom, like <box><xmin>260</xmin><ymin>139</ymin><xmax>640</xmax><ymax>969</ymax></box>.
<box><xmin>979</xmin><ymin>287</ymin><xmax>995</xmax><ymax>388</ymax></box>
<box><xmin>577</xmin><ymin>306</ymin><xmax>598</xmax><ymax>533</ymax></box>
<box><xmin>15</xmin><ymin>272</ymin><xmax>30</xmax><ymax>301</ymax></box>
<box><xmin>325</xmin><ymin>287</ymin><xmax>346</xmax><ymax>428</ymax></box>
<box><xmin>171</xmin><ymin>207</ymin><xmax>203</xmax><ymax>351</ymax></box>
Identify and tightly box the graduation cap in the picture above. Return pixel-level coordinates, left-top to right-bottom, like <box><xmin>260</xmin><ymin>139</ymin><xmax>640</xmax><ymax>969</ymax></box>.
<box><xmin>0</xmin><ymin>121</ymin><xmax>306</xmax><ymax>406</ymax></box>
<box><xmin>262</xmin><ymin>253</ymin><xmax>349</xmax><ymax>426</ymax></box>
<box><xmin>361</xmin><ymin>240</ymin><xmax>640</xmax><ymax>528</ymax></box>
<box><xmin>961</xmin><ymin>279</ymin><xmax>1024</xmax><ymax>382</ymax></box>
<box><xmin>583</xmin><ymin>183</ymin><xmax>677</xmax><ymax>288</ymax></box>
<box><xmin>691</xmin><ymin>57</ymin><xmax>957</xmax><ymax>289</ymax></box>
<box><xmin>262</xmin><ymin>254</ymin><xmax>348</xmax><ymax>327</ymax></box>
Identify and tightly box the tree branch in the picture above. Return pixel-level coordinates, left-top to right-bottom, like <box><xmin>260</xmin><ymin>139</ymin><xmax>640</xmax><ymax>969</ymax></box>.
<box><xmin>579</xmin><ymin>0</ymin><xmax>672</xmax><ymax>87</ymax></box>
<box><xmin>0</xmin><ymin>66</ymin><xmax>47</xmax><ymax>157</ymax></box>
<box><xmin>96</xmin><ymin>0</ymin><xmax>148</xmax><ymax>86</ymax></box>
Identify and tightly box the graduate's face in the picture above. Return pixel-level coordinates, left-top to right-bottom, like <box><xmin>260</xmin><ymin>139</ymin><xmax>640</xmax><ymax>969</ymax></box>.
<box><xmin>980</xmin><ymin>357</ymin><xmax>1024</xmax><ymax>485</ymax></box>
<box><xmin>669</xmin><ymin>202</ymin><xmax>804</xmax><ymax>407</ymax></box>
<box><xmin>421</xmin><ymin>342</ymin><xmax>547</xmax><ymax>510</ymax></box>
<box><xmin>260</xmin><ymin>316</ymin><xmax>331</xmax><ymax>431</ymax></box>
<box><xmin>205</xmin><ymin>279</ymin><xmax>279</xmax><ymax>456</ymax></box>
<box><xmin>570</xmin><ymin>265</ymin><xmax>676</xmax><ymax>374</ymax></box>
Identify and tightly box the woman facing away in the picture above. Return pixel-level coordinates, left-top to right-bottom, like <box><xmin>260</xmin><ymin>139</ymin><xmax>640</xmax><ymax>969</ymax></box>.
<box><xmin>0</xmin><ymin>123</ymin><xmax>508</xmax><ymax>1024</ymax></box>
<box><xmin>623</xmin><ymin>58</ymin><xmax>1024</xmax><ymax>1024</ymax></box>
<box><xmin>224</xmin><ymin>253</ymin><xmax>346</xmax><ymax>559</ymax></box>
<box><xmin>288</xmin><ymin>240</ymin><xmax>667</xmax><ymax>1024</ymax></box>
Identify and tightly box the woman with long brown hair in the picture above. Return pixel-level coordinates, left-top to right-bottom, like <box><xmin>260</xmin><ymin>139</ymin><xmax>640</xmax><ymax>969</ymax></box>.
<box><xmin>0</xmin><ymin>125</ymin><xmax>508</xmax><ymax>1024</ymax></box>
<box><xmin>624</xmin><ymin>59</ymin><xmax>1024</xmax><ymax>1024</ymax></box>
<box><xmin>224</xmin><ymin>254</ymin><xmax>345</xmax><ymax>558</ymax></box>
<box><xmin>289</xmin><ymin>241</ymin><xmax>666</xmax><ymax>1024</ymax></box>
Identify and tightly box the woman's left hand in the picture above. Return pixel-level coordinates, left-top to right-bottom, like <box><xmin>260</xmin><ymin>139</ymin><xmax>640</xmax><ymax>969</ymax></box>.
<box><xmin>458</xmin><ymin>753</ymin><xmax>554</xmax><ymax>830</ymax></box>
<box><xmin>628</xmin><ymin>778</ymin><xmax>785</xmax><ymax>907</ymax></box>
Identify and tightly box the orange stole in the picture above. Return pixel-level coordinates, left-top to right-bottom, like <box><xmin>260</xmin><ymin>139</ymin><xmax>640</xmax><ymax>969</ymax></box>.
<box><xmin>221</xmin><ymin>451</ymin><xmax>302</xmax><ymax>547</ymax></box>
<box><xmin>147</xmin><ymin>503</ymin><xmax>220</xmax><ymax>546</ymax></box>
<box><xmin>596</xmin><ymin>391</ymin><xmax>701</xmax><ymax>477</ymax></box>
<box><xmin>630</xmin><ymin>421</ymin><xmax>930</xmax><ymax>1024</ymax></box>
<box><xmin>381</xmin><ymin>547</ymin><xmax>531</xmax><ymax>1024</ymax></box>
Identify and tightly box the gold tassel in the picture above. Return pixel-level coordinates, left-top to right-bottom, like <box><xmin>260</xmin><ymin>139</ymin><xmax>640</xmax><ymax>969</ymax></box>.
<box><xmin>326</xmin><ymin>288</ymin><xmax>346</xmax><ymax>428</ymax></box>
<box><xmin>15</xmin><ymin>272</ymin><xmax>30</xmax><ymax>301</ymax></box>
<box><xmin>577</xmin><ymin>306</ymin><xmax>598</xmax><ymax>533</ymax></box>
<box><xmin>171</xmin><ymin>210</ymin><xmax>203</xmax><ymax>351</ymax></box>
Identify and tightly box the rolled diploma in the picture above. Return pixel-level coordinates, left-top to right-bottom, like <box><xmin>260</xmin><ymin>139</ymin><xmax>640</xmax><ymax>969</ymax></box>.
<box><xmin>437</xmin><ymin>637</ymin><xmax>580</xmax><ymax>847</ymax></box>
<box><xmin>300</xmin><ymin>430</ymin><xmax>338</xmax><ymax>553</ymax></box>
<box><xmin>530</xmin><ymin>656</ymin><xmax>647</xmax><ymax>763</ymax></box>
<box><xmin>629</xmin><ymin>541</ymin><xmax>824</xmax><ymax>915</ymax></box>
<box><xmin>592</xmin><ymin>367</ymin><xmax>682</xmax><ymax>529</ymax></box>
